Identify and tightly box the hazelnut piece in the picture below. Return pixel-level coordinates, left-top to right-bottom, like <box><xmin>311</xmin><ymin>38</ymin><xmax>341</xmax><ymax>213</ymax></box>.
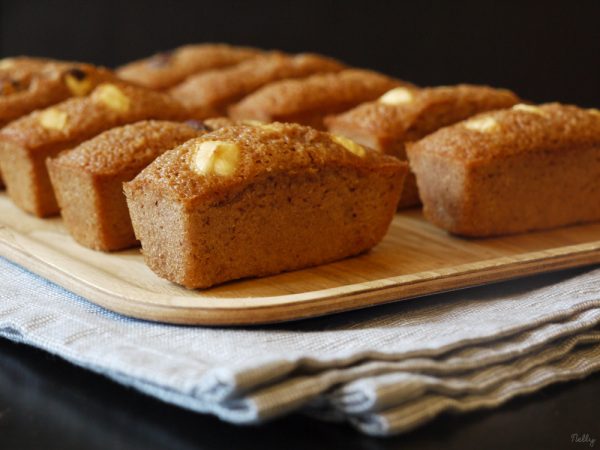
<box><xmin>512</xmin><ymin>104</ymin><xmax>545</xmax><ymax>116</ymax></box>
<box><xmin>379</xmin><ymin>87</ymin><xmax>414</xmax><ymax>105</ymax></box>
<box><xmin>192</xmin><ymin>140</ymin><xmax>240</xmax><ymax>176</ymax></box>
<box><xmin>39</xmin><ymin>108</ymin><xmax>68</xmax><ymax>130</ymax></box>
<box><xmin>464</xmin><ymin>116</ymin><xmax>499</xmax><ymax>133</ymax></box>
<box><xmin>332</xmin><ymin>135</ymin><xmax>366</xmax><ymax>157</ymax></box>
<box><xmin>94</xmin><ymin>84</ymin><xmax>131</xmax><ymax>112</ymax></box>
<box><xmin>0</xmin><ymin>59</ymin><xmax>15</xmax><ymax>70</ymax></box>
<box><xmin>65</xmin><ymin>68</ymin><xmax>93</xmax><ymax>97</ymax></box>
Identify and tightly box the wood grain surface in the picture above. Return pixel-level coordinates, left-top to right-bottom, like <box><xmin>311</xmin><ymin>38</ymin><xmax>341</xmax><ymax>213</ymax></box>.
<box><xmin>1</xmin><ymin>192</ymin><xmax>599</xmax><ymax>325</ymax></box>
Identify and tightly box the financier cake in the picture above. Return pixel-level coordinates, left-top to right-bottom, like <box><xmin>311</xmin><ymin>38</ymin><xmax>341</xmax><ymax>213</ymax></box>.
<box><xmin>229</xmin><ymin>69</ymin><xmax>412</xmax><ymax>129</ymax></box>
<box><xmin>2</xmin><ymin>57</ymin><xmax>53</xmax><ymax>188</ymax></box>
<box><xmin>47</xmin><ymin>120</ymin><xmax>206</xmax><ymax>251</ymax></box>
<box><xmin>124</xmin><ymin>123</ymin><xmax>407</xmax><ymax>289</ymax></box>
<box><xmin>116</xmin><ymin>43</ymin><xmax>262</xmax><ymax>90</ymax></box>
<box><xmin>326</xmin><ymin>85</ymin><xmax>521</xmax><ymax>207</ymax></box>
<box><xmin>0</xmin><ymin>59</ymin><xmax>115</xmax><ymax>188</ymax></box>
<box><xmin>0</xmin><ymin>60</ymin><xmax>116</xmax><ymax>127</ymax></box>
<box><xmin>0</xmin><ymin>57</ymin><xmax>51</xmax><ymax>94</ymax></box>
<box><xmin>407</xmin><ymin>103</ymin><xmax>600</xmax><ymax>237</ymax></box>
<box><xmin>169</xmin><ymin>52</ymin><xmax>345</xmax><ymax>119</ymax></box>
<box><xmin>0</xmin><ymin>83</ymin><xmax>188</xmax><ymax>217</ymax></box>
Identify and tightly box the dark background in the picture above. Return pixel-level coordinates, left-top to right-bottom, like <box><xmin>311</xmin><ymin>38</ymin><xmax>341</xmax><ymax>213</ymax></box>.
<box><xmin>1</xmin><ymin>0</ymin><xmax>599</xmax><ymax>107</ymax></box>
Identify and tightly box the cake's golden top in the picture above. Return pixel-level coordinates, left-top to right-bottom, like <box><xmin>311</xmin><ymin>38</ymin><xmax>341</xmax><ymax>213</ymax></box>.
<box><xmin>407</xmin><ymin>103</ymin><xmax>600</xmax><ymax>163</ymax></box>
<box><xmin>0</xmin><ymin>61</ymin><xmax>116</xmax><ymax>124</ymax></box>
<box><xmin>127</xmin><ymin>122</ymin><xmax>405</xmax><ymax>208</ymax></box>
<box><xmin>326</xmin><ymin>84</ymin><xmax>520</xmax><ymax>142</ymax></box>
<box><xmin>201</xmin><ymin>117</ymin><xmax>265</xmax><ymax>129</ymax></box>
<box><xmin>51</xmin><ymin>120</ymin><xmax>203</xmax><ymax>176</ymax></box>
<box><xmin>0</xmin><ymin>83</ymin><xmax>188</xmax><ymax>151</ymax></box>
<box><xmin>229</xmin><ymin>69</ymin><xmax>411</xmax><ymax>121</ymax></box>
<box><xmin>168</xmin><ymin>52</ymin><xmax>345</xmax><ymax>116</ymax></box>
<box><xmin>0</xmin><ymin>56</ymin><xmax>53</xmax><ymax>78</ymax></box>
<box><xmin>116</xmin><ymin>43</ymin><xmax>262</xmax><ymax>90</ymax></box>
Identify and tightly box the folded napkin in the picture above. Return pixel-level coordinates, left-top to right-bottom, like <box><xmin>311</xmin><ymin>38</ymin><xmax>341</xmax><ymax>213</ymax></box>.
<box><xmin>1</xmin><ymin>255</ymin><xmax>600</xmax><ymax>436</ymax></box>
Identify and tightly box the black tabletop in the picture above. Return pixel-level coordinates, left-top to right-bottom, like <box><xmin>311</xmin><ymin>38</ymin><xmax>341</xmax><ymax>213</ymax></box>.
<box><xmin>1</xmin><ymin>337</ymin><xmax>599</xmax><ymax>450</ymax></box>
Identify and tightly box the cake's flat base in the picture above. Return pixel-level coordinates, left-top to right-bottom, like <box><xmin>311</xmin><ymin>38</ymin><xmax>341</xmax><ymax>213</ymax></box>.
<box><xmin>1</xmin><ymin>192</ymin><xmax>599</xmax><ymax>325</ymax></box>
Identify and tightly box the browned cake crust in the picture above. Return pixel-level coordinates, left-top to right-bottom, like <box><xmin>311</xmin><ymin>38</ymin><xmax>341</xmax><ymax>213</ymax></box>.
<box><xmin>201</xmin><ymin>117</ymin><xmax>276</xmax><ymax>130</ymax></box>
<box><xmin>0</xmin><ymin>83</ymin><xmax>188</xmax><ymax>217</ymax></box>
<box><xmin>407</xmin><ymin>103</ymin><xmax>600</xmax><ymax>236</ymax></box>
<box><xmin>228</xmin><ymin>69</ymin><xmax>413</xmax><ymax>129</ymax></box>
<box><xmin>0</xmin><ymin>56</ymin><xmax>54</xmax><ymax>79</ymax></box>
<box><xmin>326</xmin><ymin>85</ymin><xmax>521</xmax><ymax>207</ymax></box>
<box><xmin>0</xmin><ymin>59</ymin><xmax>116</xmax><ymax>189</ymax></box>
<box><xmin>116</xmin><ymin>44</ymin><xmax>262</xmax><ymax>90</ymax></box>
<box><xmin>47</xmin><ymin>120</ymin><xmax>204</xmax><ymax>251</ymax></box>
<box><xmin>1</xmin><ymin>57</ymin><xmax>51</xmax><ymax>189</ymax></box>
<box><xmin>124</xmin><ymin>123</ymin><xmax>407</xmax><ymax>288</ymax></box>
<box><xmin>168</xmin><ymin>52</ymin><xmax>346</xmax><ymax>119</ymax></box>
<box><xmin>0</xmin><ymin>61</ymin><xmax>116</xmax><ymax>126</ymax></box>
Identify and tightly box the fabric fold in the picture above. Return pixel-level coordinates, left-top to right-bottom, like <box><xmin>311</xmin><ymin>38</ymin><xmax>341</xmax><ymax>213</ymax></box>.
<box><xmin>352</xmin><ymin>343</ymin><xmax>600</xmax><ymax>436</ymax></box>
<box><xmin>1</xmin><ymin>256</ymin><xmax>600</xmax><ymax>436</ymax></box>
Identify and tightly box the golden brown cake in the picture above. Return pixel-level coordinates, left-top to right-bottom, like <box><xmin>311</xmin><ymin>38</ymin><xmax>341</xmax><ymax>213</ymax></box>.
<box><xmin>0</xmin><ymin>56</ymin><xmax>53</xmax><ymax>77</ymax></box>
<box><xmin>228</xmin><ymin>69</ymin><xmax>412</xmax><ymax>129</ymax></box>
<box><xmin>168</xmin><ymin>52</ymin><xmax>346</xmax><ymax>119</ymax></box>
<box><xmin>1</xmin><ymin>57</ymin><xmax>52</xmax><ymax>188</ymax></box>
<box><xmin>0</xmin><ymin>56</ymin><xmax>51</xmax><ymax>82</ymax></box>
<box><xmin>0</xmin><ymin>61</ymin><xmax>116</xmax><ymax>127</ymax></box>
<box><xmin>407</xmin><ymin>103</ymin><xmax>600</xmax><ymax>237</ymax></box>
<box><xmin>0</xmin><ymin>59</ymin><xmax>116</xmax><ymax>188</ymax></box>
<box><xmin>201</xmin><ymin>117</ymin><xmax>257</xmax><ymax>129</ymax></box>
<box><xmin>0</xmin><ymin>83</ymin><xmax>188</xmax><ymax>217</ymax></box>
<box><xmin>47</xmin><ymin>121</ymin><xmax>205</xmax><ymax>251</ymax></box>
<box><xmin>124</xmin><ymin>123</ymin><xmax>407</xmax><ymax>288</ymax></box>
<box><xmin>116</xmin><ymin>43</ymin><xmax>262</xmax><ymax>90</ymax></box>
<box><xmin>326</xmin><ymin>85</ymin><xmax>521</xmax><ymax>207</ymax></box>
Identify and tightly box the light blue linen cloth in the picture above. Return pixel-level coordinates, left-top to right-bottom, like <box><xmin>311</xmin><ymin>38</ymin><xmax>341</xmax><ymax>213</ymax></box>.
<box><xmin>2</xmin><ymin>256</ymin><xmax>600</xmax><ymax>436</ymax></box>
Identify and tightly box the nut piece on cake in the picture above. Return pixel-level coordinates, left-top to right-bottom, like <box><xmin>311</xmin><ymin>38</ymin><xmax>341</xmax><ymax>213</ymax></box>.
<box><xmin>116</xmin><ymin>43</ymin><xmax>263</xmax><ymax>90</ymax></box>
<box><xmin>168</xmin><ymin>52</ymin><xmax>346</xmax><ymax>119</ymax></box>
<box><xmin>124</xmin><ymin>123</ymin><xmax>408</xmax><ymax>289</ymax></box>
<box><xmin>0</xmin><ymin>83</ymin><xmax>188</xmax><ymax>217</ymax></box>
<box><xmin>326</xmin><ymin>84</ymin><xmax>521</xmax><ymax>208</ymax></box>
<box><xmin>47</xmin><ymin>120</ymin><xmax>208</xmax><ymax>251</ymax></box>
<box><xmin>228</xmin><ymin>69</ymin><xmax>414</xmax><ymax>129</ymax></box>
<box><xmin>406</xmin><ymin>103</ymin><xmax>600</xmax><ymax>237</ymax></box>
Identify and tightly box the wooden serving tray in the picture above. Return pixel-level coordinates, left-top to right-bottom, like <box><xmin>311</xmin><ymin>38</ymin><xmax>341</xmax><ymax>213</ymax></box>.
<box><xmin>1</xmin><ymin>192</ymin><xmax>599</xmax><ymax>325</ymax></box>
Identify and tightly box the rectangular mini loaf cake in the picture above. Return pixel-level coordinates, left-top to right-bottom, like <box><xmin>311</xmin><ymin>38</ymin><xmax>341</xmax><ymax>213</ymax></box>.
<box><xmin>326</xmin><ymin>85</ymin><xmax>521</xmax><ymax>207</ymax></box>
<box><xmin>0</xmin><ymin>83</ymin><xmax>188</xmax><ymax>217</ymax></box>
<box><xmin>407</xmin><ymin>103</ymin><xmax>600</xmax><ymax>236</ymax></box>
<box><xmin>47</xmin><ymin>120</ymin><xmax>206</xmax><ymax>251</ymax></box>
<box><xmin>168</xmin><ymin>52</ymin><xmax>346</xmax><ymax>119</ymax></box>
<box><xmin>116</xmin><ymin>43</ymin><xmax>262</xmax><ymax>90</ymax></box>
<box><xmin>0</xmin><ymin>58</ymin><xmax>115</xmax><ymax>189</ymax></box>
<box><xmin>228</xmin><ymin>69</ymin><xmax>412</xmax><ymax>129</ymax></box>
<box><xmin>124</xmin><ymin>123</ymin><xmax>407</xmax><ymax>289</ymax></box>
<box><xmin>0</xmin><ymin>60</ymin><xmax>116</xmax><ymax>127</ymax></box>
